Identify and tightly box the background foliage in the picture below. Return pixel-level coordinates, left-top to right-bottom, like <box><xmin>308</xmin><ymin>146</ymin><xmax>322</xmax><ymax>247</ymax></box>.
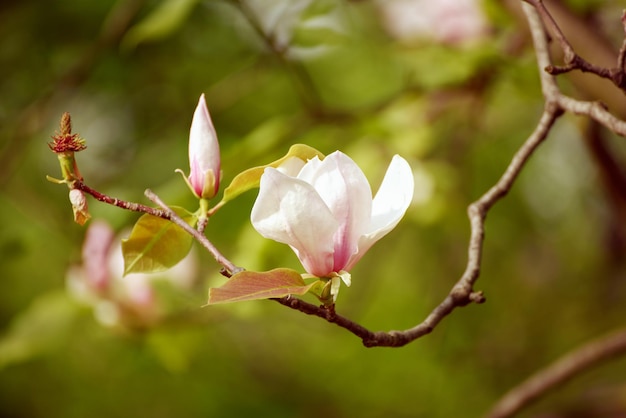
<box><xmin>1</xmin><ymin>0</ymin><xmax>626</xmax><ymax>417</ymax></box>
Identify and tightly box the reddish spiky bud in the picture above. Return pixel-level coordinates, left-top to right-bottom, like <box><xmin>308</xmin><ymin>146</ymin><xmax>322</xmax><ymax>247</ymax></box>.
<box><xmin>48</xmin><ymin>112</ymin><xmax>86</xmax><ymax>153</ymax></box>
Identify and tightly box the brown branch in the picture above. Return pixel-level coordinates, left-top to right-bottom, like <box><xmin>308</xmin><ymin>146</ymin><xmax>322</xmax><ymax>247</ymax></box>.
<box><xmin>74</xmin><ymin>181</ymin><xmax>169</xmax><ymax>219</ymax></box>
<box><xmin>557</xmin><ymin>96</ymin><xmax>626</xmax><ymax>136</ymax></box>
<box><xmin>485</xmin><ymin>327</ymin><xmax>626</xmax><ymax>418</ymax></box>
<box><xmin>484</xmin><ymin>3</ymin><xmax>626</xmax><ymax>415</ymax></box>
<box><xmin>523</xmin><ymin>0</ymin><xmax>626</xmax><ymax>92</ymax></box>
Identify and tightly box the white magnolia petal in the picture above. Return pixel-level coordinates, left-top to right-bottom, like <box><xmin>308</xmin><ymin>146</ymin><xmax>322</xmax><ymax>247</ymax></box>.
<box><xmin>296</xmin><ymin>155</ymin><xmax>323</xmax><ymax>183</ymax></box>
<box><xmin>251</xmin><ymin>168</ymin><xmax>338</xmax><ymax>277</ymax></box>
<box><xmin>302</xmin><ymin>152</ymin><xmax>373</xmax><ymax>270</ymax></box>
<box><xmin>345</xmin><ymin>155</ymin><xmax>414</xmax><ymax>270</ymax></box>
<box><xmin>276</xmin><ymin>156</ymin><xmax>306</xmax><ymax>176</ymax></box>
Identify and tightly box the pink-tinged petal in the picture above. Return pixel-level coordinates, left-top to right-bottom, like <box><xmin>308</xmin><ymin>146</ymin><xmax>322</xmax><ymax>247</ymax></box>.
<box><xmin>188</xmin><ymin>94</ymin><xmax>221</xmax><ymax>198</ymax></box>
<box><xmin>298</xmin><ymin>152</ymin><xmax>373</xmax><ymax>270</ymax></box>
<box><xmin>82</xmin><ymin>220</ymin><xmax>115</xmax><ymax>291</ymax></box>
<box><xmin>251</xmin><ymin>168</ymin><xmax>338</xmax><ymax>277</ymax></box>
<box><xmin>345</xmin><ymin>155</ymin><xmax>414</xmax><ymax>270</ymax></box>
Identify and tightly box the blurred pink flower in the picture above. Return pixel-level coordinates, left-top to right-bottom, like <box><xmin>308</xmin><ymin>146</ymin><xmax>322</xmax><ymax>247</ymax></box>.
<box><xmin>67</xmin><ymin>220</ymin><xmax>197</xmax><ymax>327</ymax></box>
<box><xmin>251</xmin><ymin>151</ymin><xmax>414</xmax><ymax>280</ymax></box>
<box><xmin>81</xmin><ymin>220</ymin><xmax>115</xmax><ymax>292</ymax></box>
<box><xmin>378</xmin><ymin>0</ymin><xmax>488</xmax><ymax>45</ymax></box>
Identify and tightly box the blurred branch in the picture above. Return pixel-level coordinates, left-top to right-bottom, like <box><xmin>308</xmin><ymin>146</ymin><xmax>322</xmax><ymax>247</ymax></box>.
<box><xmin>523</xmin><ymin>0</ymin><xmax>626</xmax><ymax>92</ymax></box>
<box><xmin>484</xmin><ymin>3</ymin><xmax>626</xmax><ymax>415</ymax></box>
<box><xmin>485</xmin><ymin>327</ymin><xmax>626</xmax><ymax>418</ymax></box>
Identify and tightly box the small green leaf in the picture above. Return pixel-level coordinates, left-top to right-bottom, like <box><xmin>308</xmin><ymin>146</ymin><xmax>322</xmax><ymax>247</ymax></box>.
<box><xmin>122</xmin><ymin>206</ymin><xmax>196</xmax><ymax>275</ymax></box>
<box><xmin>207</xmin><ymin>268</ymin><xmax>318</xmax><ymax>304</ymax></box>
<box><xmin>219</xmin><ymin>144</ymin><xmax>324</xmax><ymax>205</ymax></box>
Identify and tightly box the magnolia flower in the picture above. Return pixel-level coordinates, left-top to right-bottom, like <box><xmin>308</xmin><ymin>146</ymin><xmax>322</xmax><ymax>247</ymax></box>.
<box><xmin>251</xmin><ymin>151</ymin><xmax>414</xmax><ymax>294</ymax></box>
<box><xmin>67</xmin><ymin>220</ymin><xmax>198</xmax><ymax>327</ymax></box>
<box><xmin>183</xmin><ymin>94</ymin><xmax>221</xmax><ymax>199</ymax></box>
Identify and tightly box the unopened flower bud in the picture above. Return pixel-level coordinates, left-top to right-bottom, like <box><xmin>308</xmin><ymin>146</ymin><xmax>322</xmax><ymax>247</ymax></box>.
<box><xmin>48</xmin><ymin>112</ymin><xmax>86</xmax><ymax>183</ymax></box>
<box><xmin>186</xmin><ymin>94</ymin><xmax>221</xmax><ymax>199</ymax></box>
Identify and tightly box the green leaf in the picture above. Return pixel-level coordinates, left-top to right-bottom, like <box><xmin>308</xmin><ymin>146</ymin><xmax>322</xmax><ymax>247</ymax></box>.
<box><xmin>219</xmin><ymin>144</ymin><xmax>324</xmax><ymax>205</ymax></box>
<box><xmin>207</xmin><ymin>268</ymin><xmax>319</xmax><ymax>304</ymax></box>
<box><xmin>121</xmin><ymin>0</ymin><xmax>200</xmax><ymax>50</ymax></box>
<box><xmin>122</xmin><ymin>206</ymin><xmax>196</xmax><ymax>275</ymax></box>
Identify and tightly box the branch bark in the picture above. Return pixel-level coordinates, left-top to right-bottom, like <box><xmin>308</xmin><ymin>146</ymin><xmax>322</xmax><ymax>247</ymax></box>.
<box><xmin>485</xmin><ymin>328</ymin><xmax>626</xmax><ymax>418</ymax></box>
<box><xmin>523</xmin><ymin>0</ymin><xmax>626</xmax><ymax>92</ymax></box>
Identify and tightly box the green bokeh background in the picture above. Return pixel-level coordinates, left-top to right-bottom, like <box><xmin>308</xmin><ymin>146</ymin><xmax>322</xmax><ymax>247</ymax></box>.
<box><xmin>2</xmin><ymin>0</ymin><xmax>626</xmax><ymax>417</ymax></box>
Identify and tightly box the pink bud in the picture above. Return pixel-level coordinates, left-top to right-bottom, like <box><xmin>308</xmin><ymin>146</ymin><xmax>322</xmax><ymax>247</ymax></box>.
<box><xmin>188</xmin><ymin>94</ymin><xmax>221</xmax><ymax>199</ymax></box>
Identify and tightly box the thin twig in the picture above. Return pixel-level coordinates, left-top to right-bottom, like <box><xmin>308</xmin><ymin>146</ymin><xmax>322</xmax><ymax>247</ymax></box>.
<box><xmin>74</xmin><ymin>181</ymin><xmax>169</xmax><ymax>218</ymax></box>
<box><xmin>74</xmin><ymin>179</ymin><xmax>242</xmax><ymax>276</ymax></box>
<box><xmin>485</xmin><ymin>327</ymin><xmax>626</xmax><ymax>418</ymax></box>
<box><xmin>524</xmin><ymin>0</ymin><xmax>626</xmax><ymax>92</ymax></box>
<box><xmin>557</xmin><ymin>96</ymin><xmax>626</xmax><ymax>136</ymax></box>
<box><xmin>522</xmin><ymin>1</ymin><xmax>626</xmax><ymax>138</ymax></box>
<box><xmin>523</xmin><ymin>0</ymin><xmax>576</xmax><ymax>63</ymax></box>
<box><xmin>144</xmin><ymin>189</ymin><xmax>242</xmax><ymax>277</ymax></box>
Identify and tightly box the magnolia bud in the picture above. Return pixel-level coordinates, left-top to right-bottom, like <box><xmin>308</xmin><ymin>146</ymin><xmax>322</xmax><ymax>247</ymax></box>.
<box><xmin>69</xmin><ymin>189</ymin><xmax>90</xmax><ymax>225</ymax></box>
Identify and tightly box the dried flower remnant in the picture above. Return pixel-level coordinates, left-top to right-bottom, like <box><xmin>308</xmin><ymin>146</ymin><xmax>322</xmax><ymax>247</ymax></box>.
<box><xmin>69</xmin><ymin>189</ymin><xmax>91</xmax><ymax>226</ymax></box>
